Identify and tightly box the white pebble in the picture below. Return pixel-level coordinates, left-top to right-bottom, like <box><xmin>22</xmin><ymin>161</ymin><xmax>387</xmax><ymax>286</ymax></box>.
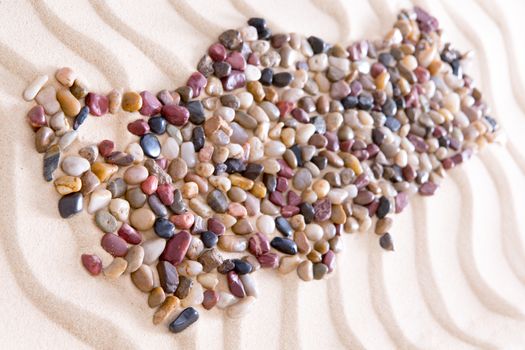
<box><xmin>23</xmin><ymin>75</ymin><xmax>48</xmax><ymax>101</ymax></box>
<box><xmin>305</xmin><ymin>223</ymin><xmax>324</xmax><ymax>241</ymax></box>
<box><xmin>264</xmin><ymin>140</ymin><xmax>286</xmax><ymax>157</ymax></box>
<box><xmin>61</xmin><ymin>156</ymin><xmax>90</xmax><ymax>176</ymax></box>
<box><xmin>256</xmin><ymin>215</ymin><xmax>275</xmax><ymax>235</ymax></box>
<box><xmin>161</xmin><ymin>137</ymin><xmax>179</xmax><ymax>160</ymax></box>
<box><xmin>88</xmin><ymin>188</ymin><xmax>112</xmax><ymax>214</ymax></box>
<box><xmin>181</xmin><ymin>142</ymin><xmax>196</xmax><ymax>168</ymax></box>
<box><xmin>109</xmin><ymin>198</ymin><xmax>130</xmax><ymax>221</ymax></box>
<box><xmin>245</xmin><ymin>64</ymin><xmax>261</xmax><ymax>81</ymax></box>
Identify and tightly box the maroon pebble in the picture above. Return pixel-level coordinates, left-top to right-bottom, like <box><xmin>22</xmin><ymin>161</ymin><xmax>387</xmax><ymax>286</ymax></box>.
<box><xmin>247</xmin><ymin>53</ymin><xmax>260</xmax><ymax>66</ymax></box>
<box><xmin>221</xmin><ymin>70</ymin><xmax>246</xmax><ymax>91</ymax></box>
<box><xmin>269</xmin><ymin>191</ymin><xmax>286</xmax><ymax>207</ymax></box>
<box><xmin>281</xmin><ymin>205</ymin><xmax>300</xmax><ymax>217</ymax></box>
<box><xmin>208</xmin><ymin>43</ymin><xmax>227</xmax><ymax>61</ymax></box>
<box><xmin>419</xmin><ymin>182</ymin><xmax>438</xmax><ymax>196</ymax></box>
<box><xmin>127</xmin><ymin>119</ymin><xmax>150</xmax><ymax>136</ymax></box>
<box><xmin>118</xmin><ymin>223</ymin><xmax>143</xmax><ymax>245</ymax></box>
<box><xmin>141</xmin><ymin>175</ymin><xmax>159</xmax><ymax>195</ymax></box>
<box><xmin>277</xmin><ymin>160</ymin><xmax>293</xmax><ymax>178</ymax></box>
<box><xmin>287</xmin><ymin>191</ymin><xmax>301</xmax><ymax>207</ymax></box>
<box><xmin>207</xmin><ymin>218</ymin><xmax>225</xmax><ymax>236</ymax></box>
<box><xmin>353</xmin><ymin>173</ymin><xmax>369</xmax><ymax>189</ymax></box>
<box><xmin>160</xmin><ymin>231</ymin><xmax>192</xmax><ymax>266</ymax></box>
<box><xmin>162</xmin><ymin>104</ymin><xmax>189</xmax><ymax>126</ymax></box>
<box><xmin>322</xmin><ymin>250</ymin><xmax>336</xmax><ymax>272</ymax></box>
<box><xmin>291</xmin><ymin>108</ymin><xmax>309</xmax><ymax>123</ymax></box>
<box><xmin>101</xmin><ymin>233</ymin><xmax>128</xmax><ymax>257</ymax></box>
<box><xmin>370</xmin><ymin>62</ymin><xmax>386</xmax><ymax>78</ymax></box>
<box><xmin>257</xmin><ymin>253</ymin><xmax>279</xmax><ymax>268</ymax></box>
<box><xmin>248</xmin><ymin>232</ymin><xmax>270</xmax><ymax>257</ymax></box>
<box><xmin>276</xmin><ymin>177</ymin><xmax>288</xmax><ymax>192</ymax></box>
<box><xmin>226</xmin><ymin>51</ymin><xmax>246</xmax><ymax>71</ymax></box>
<box><xmin>227</xmin><ymin>271</ymin><xmax>246</xmax><ymax>298</ymax></box>
<box><xmin>367</xmin><ymin>199</ymin><xmax>379</xmax><ymax>217</ymax></box>
<box><xmin>98</xmin><ymin>140</ymin><xmax>115</xmax><ymax>158</ymax></box>
<box><xmin>202</xmin><ymin>289</ymin><xmax>219</xmax><ymax>310</ymax></box>
<box><xmin>139</xmin><ymin>91</ymin><xmax>162</xmax><ymax>116</ymax></box>
<box><xmin>407</xmin><ymin>134</ymin><xmax>429</xmax><ymax>153</ymax></box>
<box><xmin>85</xmin><ymin>93</ymin><xmax>109</xmax><ymax>116</ymax></box>
<box><xmin>340</xmin><ymin>139</ymin><xmax>354</xmax><ymax>152</ymax></box>
<box><xmin>27</xmin><ymin>105</ymin><xmax>46</xmax><ymax>129</ymax></box>
<box><xmin>81</xmin><ymin>254</ymin><xmax>102</xmax><ymax>276</ymax></box>
<box><xmin>186</xmin><ymin>71</ymin><xmax>207</xmax><ymax>97</ymax></box>
<box><xmin>157</xmin><ymin>183</ymin><xmax>175</xmax><ymax>206</ymax></box>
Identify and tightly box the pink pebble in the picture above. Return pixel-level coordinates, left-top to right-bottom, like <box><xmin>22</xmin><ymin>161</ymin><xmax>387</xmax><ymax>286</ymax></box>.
<box><xmin>322</xmin><ymin>250</ymin><xmax>336</xmax><ymax>272</ymax></box>
<box><xmin>170</xmin><ymin>212</ymin><xmax>195</xmax><ymax>230</ymax></box>
<box><xmin>161</xmin><ymin>104</ymin><xmax>189</xmax><ymax>126</ymax></box>
<box><xmin>139</xmin><ymin>91</ymin><xmax>162</xmax><ymax>116</ymax></box>
<box><xmin>101</xmin><ymin>233</ymin><xmax>128</xmax><ymax>257</ymax></box>
<box><xmin>155</xmin><ymin>158</ymin><xmax>168</xmax><ymax>170</ymax></box>
<box><xmin>207</xmin><ymin>218</ymin><xmax>225</xmax><ymax>236</ymax></box>
<box><xmin>127</xmin><ymin>119</ymin><xmax>150</xmax><ymax>136</ymax></box>
<box><xmin>228</xmin><ymin>202</ymin><xmax>247</xmax><ymax>217</ymax></box>
<box><xmin>118</xmin><ymin>223</ymin><xmax>143</xmax><ymax>245</ymax></box>
<box><xmin>81</xmin><ymin>254</ymin><xmax>102</xmax><ymax>276</ymax></box>
<box><xmin>157</xmin><ymin>183</ymin><xmax>175</xmax><ymax>206</ymax></box>
<box><xmin>248</xmin><ymin>232</ymin><xmax>270</xmax><ymax>257</ymax></box>
<box><xmin>141</xmin><ymin>175</ymin><xmax>159</xmax><ymax>195</ymax></box>
<box><xmin>186</xmin><ymin>71</ymin><xmax>207</xmax><ymax>97</ymax></box>
<box><xmin>208</xmin><ymin>43</ymin><xmax>227</xmax><ymax>61</ymax></box>
<box><xmin>98</xmin><ymin>140</ymin><xmax>115</xmax><ymax>158</ymax></box>
<box><xmin>287</xmin><ymin>191</ymin><xmax>301</xmax><ymax>206</ymax></box>
<box><xmin>226</xmin><ymin>51</ymin><xmax>246</xmax><ymax>71</ymax></box>
<box><xmin>85</xmin><ymin>93</ymin><xmax>109</xmax><ymax>116</ymax></box>
<box><xmin>257</xmin><ymin>253</ymin><xmax>279</xmax><ymax>269</ymax></box>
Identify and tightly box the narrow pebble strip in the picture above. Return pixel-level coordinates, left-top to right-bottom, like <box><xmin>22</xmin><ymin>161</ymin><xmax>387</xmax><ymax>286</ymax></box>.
<box><xmin>23</xmin><ymin>7</ymin><xmax>500</xmax><ymax>334</ymax></box>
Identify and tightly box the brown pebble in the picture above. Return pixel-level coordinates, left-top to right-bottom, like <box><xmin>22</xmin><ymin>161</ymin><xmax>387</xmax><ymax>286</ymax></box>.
<box><xmin>153</xmin><ymin>295</ymin><xmax>179</xmax><ymax>325</ymax></box>
<box><xmin>131</xmin><ymin>264</ymin><xmax>155</xmax><ymax>293</ymax></box>
<box><xmin>148</xmin><ymin>287</ymin><xmax>166</xmax><ymax>308</ymax></box>
<box><xmin>122</xmin><ymin>91</ymin><xmax>143</xmax><ymax>112</ymax></box>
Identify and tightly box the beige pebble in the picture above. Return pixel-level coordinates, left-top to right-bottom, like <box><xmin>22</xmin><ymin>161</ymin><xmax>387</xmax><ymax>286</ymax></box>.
<box><xmin>189</xmin><ymin>198</ymin><xmax>213</xmax><ymax>217</ymax></box>
<box><xmin>180</xmin><ymin>281</ymin><xmax>204</xmax><ymax>308</ymax></box>
<box><xmin>125</xmin><ymin>245</ymin><xmax>144</xmax><ymax>273</ymax></box>
<box><xmin>55</xmin><ymin>67</ymin><xmax>76</xmax><ymax>87</ymax></box>
<box><xmin>148</xmin><ymin>287</ymin><xmax>166</xmax><ymax>308</ymax></box>
<box><xmin>36</xmin><ymin>85</ymin><xmax>60</xmax><ymax>115</ymax></box>
<box><xmin>109</xmin><ymin>198</ymin><xmax>130</xmax><ymax>221</ymax></box>
<box><xmin>239</xmin><ymin>273</ymin><xmax>258</xmax><ymax>297</ymax></box>
<box><xmin>108</xmin><ymin>88</ymin><xmax>122</xmax><ymax>114</ymax></box>
<box><xmin>279</xmin><ymin>255</ymin><xmax>302</xmax><ymax>274</ymax></box>
<box><xmin>297</xmin><ymin>260</ymin><xmax>313</xmax><ymax>281</ymax></box>
<box><xmin>182</xmin><ymin>182</ymin><xmax>199</xmax><ymax>199</ymax></box>
<box><xmin>88</xmin><ymin>188</ymin><xmax>112</xmax><ymax>214</ymax></box>
<box><xmin>177</xmin><ymin>260</ymin><xmax>203</xmax><ymax>277</ymax></box>
<box><xmin>23</xmin><ymin>75</ymin><xmax>48</xmax><ymax>101</ymax></box>
<box><xmin>49</xmin><ymin>111</ymin><xmax>70</xmax><ymax>135</ymax></box>
<box><xmin>54</xmin><ymin>176</ymin><xmax>81</xmax><ymax>195</ymax></box>
<box><xmin>124</xmin><ymin>165</ymin><xmax>149</xmax><ymax>185</ymax></box>
<box><xmin>185</xmin><ymin>237</ymin><xmax>204</xmax><ymax>260</ymax></box>
<box><xmin>312</xmin><ymin>179</ymin><xmax>330</xmax><ymax>198</ymax></box>
<box><xmin>130</xmin><ymin>208</ymin><xmax>155</xmax><ymax>231</ymax></box>
<box><xmin>305</xmin><ymin>223</ymin><xmax>324</xmax><ymax>241</ymax></box>
<box><xmin>131</xmin><ymin>264</ymin><xmax>155</xmax><ymax>293</ymax></box>
<box><xmin>142</xmin><ymin>238</ymin><xmax>166</xmax><ymax>265</ymax></box>
<box><xmin>218</xmin><ymin>235</ymin><xmax>248</xmax><ymax>252</ymax></box>
<box><xmin>216</xmin><ymin>291</ymin><xmax>238</xmax><ymax>310</ymax></box>
<box><xmin>197</xmin><ymin>273</ymin><xmax>219</xmax><ymax>290</ymax></box>
<box><xmin>103</xmin><ymin>257</ymin><xmax>128</xmax><ymax>278</ymax></box>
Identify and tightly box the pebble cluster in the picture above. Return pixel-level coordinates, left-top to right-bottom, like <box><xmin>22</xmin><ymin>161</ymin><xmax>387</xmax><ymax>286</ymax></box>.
<box><xmin>23</xmin><ymin>7</ymin><xmax>499</xmax><ymax>334</ymax></box>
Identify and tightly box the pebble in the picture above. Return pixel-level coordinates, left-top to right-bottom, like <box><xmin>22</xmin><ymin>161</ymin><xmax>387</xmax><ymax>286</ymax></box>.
<box><xmin>198</xmin><ymin>248</ymin><xmax>224</xmax><ymax>272</ymax></box>
<box><xmin>95</xmin><ymin>210</ymin><xmax>118</xmax><ymax>233</ymax></box>
<box><xmin>169</xmin><ymin>307</ymin><xmax>199</xmax><ymax>333</ymax></box>
<box><xmin>153</xmin><ymin>296</ymin><xmax>179</xmax><ymax>325</ymax></box>
<box><xmin>87</xmin><ymin>92</ymin><xmax>110</xmax><ymax>116</ymax></box>
<box><xmin>148</xmin><ymin>287</ymin><xmax>166</xmax><ymax>308</ymax></box>
<box><xmin>181</xmin><ymin>142</ymin><xmax>196</xmax><ymax>168</ymax></box>
<box><xmin>279</xmin><ymin>255</ymin><xmax>301</xmax><ymax>274</ymax></box>
<box><xmin>101</xmin><ymin>233</ymin><xmax>128</xmax><ymax>257</ymax></box>
<box><xmin>275</xmin><ymin>216</ymin><xmax>293</xmax><ymax>237</ymax></box>
<box><xmin>54</xmin><ymin>175</ymin><xmax>81</xmax><ymax>195</ymax></box>
<box><xmin>313</xmin><ymin>262</ymin><xmax>328</xmax><ymax>280</ymax></box>
<box><xmin>270</xmin><ymin>237</ymin><xmax>298</xmax><ymax>255</ymax></box>
<box><xmin>80</xmin><ymin>171</ymin><xmax>100</xmax><ymax>195</ymax></box>
<box><xmin>202</xmin><ymin>290</ymin><xmax>219</xmax><ymax>310</ymax></box>
<box><xmin>181</xmin><ymin>282</ymin><xmax>204</xmax><ymax>308</ymax></box>
<box><xmin>140</xmin><ymin>133</ymin><xmax>161</xmax><ymax>159</ymax></box>
<box><xmin>81</xmin><ymin>254</ymin><xmax>102</xmax><ymax>276</ymax></box>
<box><xmin>239</xmin><ymin>273</ymin><xmax>258</xmax><ymax>297</ymax></box>
<box><xmin>131</xmin><ymin>264</ymin><xmax>155</xmax><ymax>292</ymax></box>
<box><xmin>142</xmin><ymin>238</ymin><xmax>167</xmax><ymax>265</ymax></box>
<box><xmin>118</xmin><ymin>223</ymin><xmax>142</xmax><ymax>245</ymax></box>
<box><xmin>49</xmin><ymin>111</ymin><xmax>69</xmax><ymax>135</ymax></box>
<box><xmin>207</xmin><ymin>189</ymin><xmax>229</xmax><ymax>213</ymax></box>
<box><xmin>122</xmin><ymin>91</ymin><xmax>143</xmax><ymax>112</ymax></box>
<box><xmin>154</xmin><ymin>217</ymin><xmax>175</xmax><ymax>239</ymax></box>
<box><xmin>101</xmin><ymin>257</ymin><xmax>128</xmax><ymax>280</ymax></box>
<box><xmin>130</xmin><ymin>208</ymin><xmax>156</xmax><ymax>231</ymax></box>
<box><xmin>157</xmin><ymin>260</ymin><xmax>179</xmax><ymax>293</ymax></box>
<box><xmin>79</xmin><ymin>145</ymin><xmax>99</xmax><ymax>164</ymax></box>
<box><xmin>125</xmin><ymin>245</ymin><xmax>144</xmax><ymax>273</ymax></box>
<box><xmin>57</xmin><ymin>88</ymin><xmax>81</xmax><ymax>117</ymax></box>
<box><xmin>27</xmin><ymin>105</ymin><xmax>46</xmax><ymax>129</ymax></box>
<box><xmin>88</xmin><ymin>188</ymin><xmax>112</xmax><ymax>214</ymax></box>
<box><xmin>23</xmin><ymin>75</ymin><xmax>48</xmax><ymax>101</ymax></box>
<box><xmin>61</xmin><ymin>156</ymin><xmax>90</xmax><ymax>177</ymax></box>
<box><xmin>175</xmin><ymin>276</ymin><xmax>193</xmax><ymax>299</ymax></box>
<box><xmin>73</xmin><ymin>106</ymin><xmax>90</xmax><ymax>130</ymax></box>
<box><xmin>161</xmin><ymin>231</ymin><xmax>192</xmax><ymax>266</ymax></box>
<box><xmin>70</xmin><ymin>79</ymin><xmax>88</xmax><ymax>99</ymax></box>
<box><xmin>197</xmin><ymin>273</ymin><xmax>219</xmax><ymax>290</ymax></box>
<box><xmin>126</xmin><ymin>187</ymin><xmax>147</xmax><ymax>209</ymax></box>
<box><xmin>297</xmin><ymin>260</ymin><xmax>313</xmax><ymax>281</ymax></box>
<box><xmin>108</xmin><ymin>88</ymin><xmax>122</xmax><ymax>114</ymax></box>
<box><xmin>35</xmin><ymin>127</ymin><xmax>55</xmax><ymax>153</ymax></box>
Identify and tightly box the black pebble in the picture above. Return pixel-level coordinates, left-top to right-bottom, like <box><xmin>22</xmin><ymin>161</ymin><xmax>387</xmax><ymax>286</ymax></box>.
<box><xmin>186</xmin><ymin>101</ymin><xmax>205</xmax><ymax>125</ymax></box>
<box><xmin>140</xmin><ymin>133</ymin><xmax>161</xmax><ymax>158</ymax></box>
<box><xmin>300</xmin><ymin>202</ymin><xmax>315</xmax><ymax>224</ymax></box>
<box><xmin>148</xmin><ymin>116</ymin><xmax>167</xmax><ymax>135</ymax></box>
<box><xmin>242</xmin><ymin>163</ymin><xmax>264</xmax><ymax>180</ymax></box>
<box><xmin>259</xmin><ymin>68</ymin><xmax>273</xmax><ymax>86</ymax></box>
<box><xmin>73</xmin><ymin>106</ymin><xmax>89</xmax><ymax>130</ymax></box>
<box><xmin>311</xmin><ymin>155</ymin><xmax>328</xmax><ymax>170</ymax></box>
<box><xmin>191</xmin><ymin>126</ymin><xmax>205</xmax><ymax>152</ymax></box>
<box><xmin>233</xmin><ymin>259</ymin><xmax>253</xmax><ymax>275</ymax></box>
<box><xmin>169</xmin><ymin>307</ymin><xmax>199</xmax><ymax>334</ymax></box>
<box><xmin>58</xmin><ymin>192</ymin><xmax>83</xmax><ymax>219</ymax></box>
<box><xmin>224</xmin><ymin>158</ymin><xmax>246</xmax><ymax>173</ymax></box>
<box><xmin>290</xmin><ymin>145</ymin><xmax>303</xmax><ymax>167</ymax></box>
<box><xmin>247</xmin><ymin>17</ymin><xmax>266</xmax><ymax>31</ymax></box>
<box><xmin>273</xmin><ymin>72</ymin><xmax>293</xmax><ymax>87</ymax></box>
<box><xmin>263</xmin><ymin>174</ymin><xmax>277</xmax><ymax>192</ymax></box>
<box><xmin>376</xmin><ymin>196</ymin><xmax>391</xmax><ymax>219</ymax></box>
<box><xmin>270</xmin><ymin>237</ymin><xmax>298</xmax><ymax>255</ymax></box>
<box><xmin>307</xmin><ymin>36</ymin><xmax>326</xmax><ymax>54</ymax></box>
<box><xmin>358</xmin><ymin>94</ymin><xmax>374</xmax><ymax>110</ymax></box>
<box><xmin>275</xmin><ymin>216</ymin><xmax>293</xmax><ymax>237</ymax></box>
<box><xmin>341</xmin><ymin>95</ymin><xmax>359</xmax><ymax>109</ymax></box>
<box><xmin>382</xmin><ymin>98</ymin><xmax>397</xmax><ymax>118</ymax></box>
<box><xmin>154</xmin><ymin>218</ymin><xmax>175</xmax><ymax>239</ymax></box>
<box><xmin>201</xmin><ymin>231</ymin><xmax>218</xmax><ymax>248</ymax></box>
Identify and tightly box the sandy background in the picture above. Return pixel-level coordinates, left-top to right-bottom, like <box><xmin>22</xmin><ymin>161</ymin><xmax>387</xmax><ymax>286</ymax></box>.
<box><xmin>1</xmin><ymin>0</ymin><xmax>525</xmax><ymax>349</ymax></box>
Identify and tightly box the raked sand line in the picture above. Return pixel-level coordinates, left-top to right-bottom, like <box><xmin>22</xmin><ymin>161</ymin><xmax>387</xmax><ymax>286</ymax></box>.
<box><xmin>0</xmin><ymin>43</ymin><xmax>41</xmax><ymax>83</ymax></box>
<box><xmin>88</xmin><ymin>0</ymin><xmax>192</xmax><ymax>84</ymax></box>
<box><xmin>474</xmin><ymin>0</ymin><xmax>525</xmax><ymax>117</ymax></box>
<box><xmin>29</xmin><ymin>0</ymin><xmax>129</xmax><ymax>88</ymax></box>
<box><xmin>327</xmin><ymin>269</ymin><xmax>367</xmax><ymax>350</ymax></box>
<box><xmin>368</xmin><ymin>236</ymin><xmax>422</xmax><ymax>350</ymax></box>
<box><xmin>166</xmin><ymin>0</ymin><xmax>225</xmax><ymax>39</ymax></box>
<box><xmin>480</xmin><ymin>150</ymin><xmax>525</xmax><ymax>285</ymax></box>
<box><xmin>310</xmin><ymin>0</ymin><xmax>351</xmax><ymax>43</ymax></box>
<box><xmin>278</xmin><ymin>276</ymin><xmax>300</xmax><ymax>350</ymax></box>
<box><xmin>412</xmin><ymin>196</ymin><xmax>497</xmax><ymax>349</ymax></box>
<box><xmin>454</xmin><ymin>168</ymin><xmax>524</xmax><ymax>319</ymax></box>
